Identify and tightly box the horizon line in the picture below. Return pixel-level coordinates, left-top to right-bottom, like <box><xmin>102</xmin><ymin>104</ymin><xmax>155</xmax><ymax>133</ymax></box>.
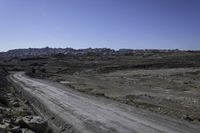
<box><xmin>1</xmin><ymin>46</ymin><xmax>200</xmax><ymax>53</ymax></box>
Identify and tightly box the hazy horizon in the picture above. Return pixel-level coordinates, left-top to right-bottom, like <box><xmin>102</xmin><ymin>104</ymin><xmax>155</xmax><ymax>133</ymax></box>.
<box><xmin>1</xmin><ymin>46</ymin><xmax>198</xmax><ymax>53</ymax></box>
<box><xmin>0</xmin><ymin>0</ymin><xmax>199</xmax><ymax>51</ymax></box>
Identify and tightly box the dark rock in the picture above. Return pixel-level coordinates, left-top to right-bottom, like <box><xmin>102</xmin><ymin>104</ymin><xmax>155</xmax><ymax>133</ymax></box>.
<box><xmin>22</xmin><ymin>116</ymin><xmax>47</xmax><ymax>133</ymax></box>
<box><xmin>59</xmin><ymin>127</ymin><xmax>66</xmax><ymax>132</ymax></box>
<box><xmin>183</xmin><ymin>115</ymin><xmax>194</xmax><ymax>121</ymax></box>
<box><xmin>23</xmin><ymin>100</ymin><xmax>29</xmax><ymax>105</ymax></box>
<box><xmin>50</xmin><ymin>117</ymin><xmax>55</xmax><ymax>120</ymax></box>
<box><xmin>0</xmin><ymin>114</ymin><xmax>3</xmax><ymax>122</ymax></box>
<box><xmin>14</xmin><ymin>117</ymin><xmax>26</xmax><ymax>127</ymax></box>
<box><xmin>22</xmin><ymin>110</ymin><xmax>32</xmax><ymax>116</ymax></box>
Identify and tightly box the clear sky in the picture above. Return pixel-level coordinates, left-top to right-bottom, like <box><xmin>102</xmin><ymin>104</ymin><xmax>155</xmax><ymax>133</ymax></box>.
<box><xmin>0</xmin><ymin>0</ymin><xmax>199</xmax><ymax>51</ymax></box>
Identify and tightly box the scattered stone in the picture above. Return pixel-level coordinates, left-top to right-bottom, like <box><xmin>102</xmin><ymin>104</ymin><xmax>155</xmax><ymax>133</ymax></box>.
<box><xmin>10</xmin><ymin>126</ymin><xmax>22</xmax><ymax>133</ymax></box>
<box><xmin>22</xmin><ymin>115</ymin><xmax>48</xmax><ymax>133</ymax></box>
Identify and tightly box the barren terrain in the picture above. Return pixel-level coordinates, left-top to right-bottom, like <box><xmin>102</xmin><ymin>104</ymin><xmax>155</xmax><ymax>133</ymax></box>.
<box><xmin>4</xmin><ymin>51</ymin><xmax>200</xmax><ymax>126</ymax></box>
<box><xmin>9</xmin><ymin>72</ymin><xmax>200</xmax><ymax>133</ymax></box>
<box><xmin>56</xmin><ymin>67</ymin><xmax>200</xmax><ymax>122</ymax></box>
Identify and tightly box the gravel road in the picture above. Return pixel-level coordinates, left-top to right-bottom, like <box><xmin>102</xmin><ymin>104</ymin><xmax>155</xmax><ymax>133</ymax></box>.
<box><xmin>10</xmin><ymin>72</ymin><xmax>200</xmax><ymax>133</ymax></box>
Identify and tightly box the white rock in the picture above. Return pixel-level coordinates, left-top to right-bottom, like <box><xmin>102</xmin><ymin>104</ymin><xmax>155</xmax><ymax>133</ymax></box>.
<box><xmin>0</xmin><ymin>123</ymin><xmax>9</xmax><ymax>133</ymax></box>
<box><xmin>21</xmin><ymin>128</ymin><xmax>35</xmax><ymax>133</ymax></box>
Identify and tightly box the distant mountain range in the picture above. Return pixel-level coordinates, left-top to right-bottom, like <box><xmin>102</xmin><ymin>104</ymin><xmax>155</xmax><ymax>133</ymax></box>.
<box><xmin>0</xmin><ymin>47</ymin><xmax>194</xmax><ymax>58</ymax></box>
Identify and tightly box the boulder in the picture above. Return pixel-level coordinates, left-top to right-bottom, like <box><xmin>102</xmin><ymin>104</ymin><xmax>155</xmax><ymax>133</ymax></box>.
<box><xmin>0</xmin><ymin>123</ymin><xmax>9</xmax><ymax>133</ymax></box>
<box><xmin>22</xmin><ymin>116</ymin><xmax>47</xmax><ymax>133</ymax></box>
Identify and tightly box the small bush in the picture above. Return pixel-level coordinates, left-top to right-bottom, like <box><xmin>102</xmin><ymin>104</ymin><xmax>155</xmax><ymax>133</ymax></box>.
<box><xmin>0</xmin><ymin>97</ymin><xmax>9</xmax><ymax>107</ymax></box>
<box><xmin>41</xmin><ymin>68</ymin><xmax>46</xmax><ymax>73</ymax></box>
<box><xmin>31</xmin><ymin>68</ymin><xmax>36</xmax><ymax>74</ymax></box>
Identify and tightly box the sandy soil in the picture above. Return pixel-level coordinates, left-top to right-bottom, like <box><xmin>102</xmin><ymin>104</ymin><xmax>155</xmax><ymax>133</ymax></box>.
<box><xmin>51</xmin><ymin>67</ymin><xmax>200</xmax><ymax>122</ymax></box>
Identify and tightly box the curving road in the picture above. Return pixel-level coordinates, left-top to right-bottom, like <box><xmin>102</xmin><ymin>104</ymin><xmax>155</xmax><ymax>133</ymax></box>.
<box><xmin>10</xmin><ymin>72</ymin><xmax>200</xmax><ymax>133</ymax></box>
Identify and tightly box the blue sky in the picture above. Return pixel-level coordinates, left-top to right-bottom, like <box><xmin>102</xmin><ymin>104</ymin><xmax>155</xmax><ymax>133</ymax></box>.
<box><xmin>0</xmin><ymin>0</ymin><xmax>199</xmax><ymax>51</ymax></box>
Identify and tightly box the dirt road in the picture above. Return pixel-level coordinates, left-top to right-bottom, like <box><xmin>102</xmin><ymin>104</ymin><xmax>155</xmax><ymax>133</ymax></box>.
<box><xmin>10</xmin><ymin>72</ymin><xmax>200</xmax><ymax>133</ymax></box>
